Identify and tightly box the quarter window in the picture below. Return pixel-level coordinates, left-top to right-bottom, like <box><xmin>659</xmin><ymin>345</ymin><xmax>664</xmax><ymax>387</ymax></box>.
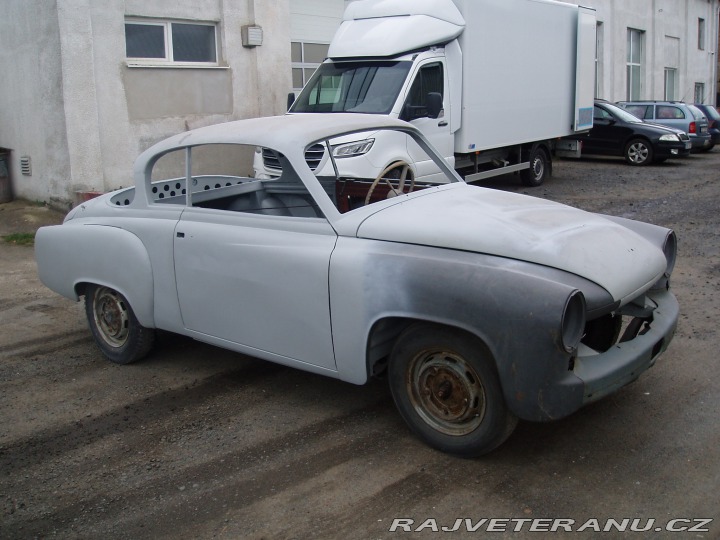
<box><xmin>125</xmin><ymin>19</ymin><xmax>218</xmax><ymax>64</ymax></box>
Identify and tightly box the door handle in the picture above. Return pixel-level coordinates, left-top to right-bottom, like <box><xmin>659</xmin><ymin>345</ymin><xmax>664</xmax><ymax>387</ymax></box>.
<box><xmin>177</xmin><ymin>232</ymin><xmax>185</xmax><ymax>238</ymax></box>
<box><xmin>438</xmin><ymin>121</ymin><xmax>448</xmax><ymax>127</ymax></box>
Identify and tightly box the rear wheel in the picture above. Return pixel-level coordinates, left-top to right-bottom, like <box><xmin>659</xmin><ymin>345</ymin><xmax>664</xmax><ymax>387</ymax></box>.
<box><xmin>388</xmin><ymin>324</ymin><xmax>517</xmax><ymax>457</ymax></box>
<box><xmin>520</xmin><ymin>146</ymin><xmax>549</xmax><ymax>187</ymax></box>
<box><xmin>85</xmin><ymin>284</ymin><xmax>155</xmax><ymax>364</ymax></box>
<box><xmin>624</xmin><ymin>138</ymin><xmax>653</xmax><ymax>165</ymax></box>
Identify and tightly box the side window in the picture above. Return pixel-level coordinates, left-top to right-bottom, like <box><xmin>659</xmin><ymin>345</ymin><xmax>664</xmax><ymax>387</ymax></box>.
<box><xmin>401</xmin><ymin>62</ymin><xmax>444</xmax><ymax>121</ymax></box>
<box><xmin>657</xmin><ymin>106</ymin><xmax>684</xmax><ymax>119</ymax></box>
<box><xmin>623</xmin><ymin>105</ymin><xmax>648</xmax><ymax>119</ymax></box>
<box><xmin>593</xmin><ymin>106</ymin><xmax>612</xmax><ymax>120</ymax></box>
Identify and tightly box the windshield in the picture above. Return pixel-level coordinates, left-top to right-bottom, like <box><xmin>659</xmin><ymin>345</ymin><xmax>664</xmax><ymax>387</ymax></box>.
<box><xmin>605</xmin><ymin>102</ymin><xmax>643</xmax><ymax>123</ymax></box>
<box><xmin>291</xmin><ymin>61</ymin><xmax>412</xmax><ymax>114</ymax></box>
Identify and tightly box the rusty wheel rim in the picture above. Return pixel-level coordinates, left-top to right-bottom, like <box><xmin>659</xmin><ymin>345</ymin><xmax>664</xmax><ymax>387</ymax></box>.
<box><xmin>93</xmin><ymin>287</ymin><xmax>130</xmax><ymax>348</ymax></box>
<box><xmin>407</xmin><ymin>350</ymin><xmax>486</xmax><ymax>436</ymax></box>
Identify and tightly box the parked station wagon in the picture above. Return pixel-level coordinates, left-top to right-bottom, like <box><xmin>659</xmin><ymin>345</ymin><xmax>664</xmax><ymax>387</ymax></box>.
<box><xmin>35</xmin><ymin>114</ymin><xmax>679</xmax><ymax>456</ymax></box>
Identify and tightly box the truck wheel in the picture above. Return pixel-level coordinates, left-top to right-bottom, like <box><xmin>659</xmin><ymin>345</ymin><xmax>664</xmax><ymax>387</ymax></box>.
<box><xmin>520</xmin><ymin>146</ymin><xmax>549</xmax><ymax>187</ymax></box>
<box><xmin>624</xmin><ymin>139</ymin><xmax>653</xmax><ymax>165</ymax></box>
<box><xmin>388</xmin><ymin>323</ymin><xmax>518</xmax><ymax>457</ymax></box>
<box><xmin>84</xmin><ymin>284</ymin><xmax>155</xmax><ymax>364</ymax></box>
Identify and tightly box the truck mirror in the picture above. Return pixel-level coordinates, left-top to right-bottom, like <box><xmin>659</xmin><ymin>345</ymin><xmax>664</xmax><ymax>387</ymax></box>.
<box><xmin>426</xmin><ymin>92</ymin><xmax>443</xmax><ymax>119</ymax></box>
<box><xmin>287</xmin><ymin>92</ymin><xmax>296</xmax><ymax>111</ymax></box>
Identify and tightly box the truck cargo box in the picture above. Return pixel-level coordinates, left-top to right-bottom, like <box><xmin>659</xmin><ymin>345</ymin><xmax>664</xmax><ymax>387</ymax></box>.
<box><xmin>453</xmin><ymin>0</ymin><xmax>595</xmax><ymax>152</ymax></box>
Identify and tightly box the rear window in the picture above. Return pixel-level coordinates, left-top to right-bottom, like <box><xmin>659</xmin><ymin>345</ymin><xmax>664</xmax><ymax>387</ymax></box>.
<box><xmin>700</xmin><ymin>106</ymin><xmax>720</xmax><ymax>121</ymax></box>
<box><xmin>687</xmin><ymin>105</ymin><xmax>707</xmax><ymax>121</ymax></box>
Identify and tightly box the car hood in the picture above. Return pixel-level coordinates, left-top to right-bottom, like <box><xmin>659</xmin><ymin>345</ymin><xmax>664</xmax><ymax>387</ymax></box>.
<box><xmin>356</xmin><ymin>185</ymin><xmax>666</xmax><ymax>304</ymax></box>
<box><xmin>642</xmin><ymin>121</ymin><xmax>686</xmax><ymax>135</ymax></box>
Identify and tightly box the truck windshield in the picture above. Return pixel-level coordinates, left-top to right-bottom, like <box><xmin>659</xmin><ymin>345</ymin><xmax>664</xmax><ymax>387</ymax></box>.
<box><xmin>291</xmin><ymin>61</ymin><xmax>412</xmax><ymax>114</ymax></box>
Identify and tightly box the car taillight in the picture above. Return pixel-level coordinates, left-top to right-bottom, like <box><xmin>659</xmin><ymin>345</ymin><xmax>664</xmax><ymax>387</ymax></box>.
<box><xmin>689</xmin><ymin>122</ymin><xmax>696</xmax><ymax>134</ymax></box>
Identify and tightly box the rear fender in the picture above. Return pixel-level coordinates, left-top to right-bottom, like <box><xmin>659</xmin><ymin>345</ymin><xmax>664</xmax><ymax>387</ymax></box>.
<box><xmin>35</xmin><ymin>224</ymin><xmax>154</xmax><ymax>327</ymax></box>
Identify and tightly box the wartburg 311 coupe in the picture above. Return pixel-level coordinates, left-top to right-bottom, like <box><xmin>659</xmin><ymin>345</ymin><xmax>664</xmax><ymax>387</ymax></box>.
<box><xmin>36</xmin><ymin>114</ymin><xmax>679</xmax><ymax>456</ymax></box>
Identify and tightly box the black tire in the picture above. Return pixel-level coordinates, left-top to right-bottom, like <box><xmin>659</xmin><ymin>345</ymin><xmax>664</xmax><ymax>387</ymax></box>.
<box><xmin>624</xmin><ymin>138</ymin><xmax>653</xmax><ymax>165</ymax></box>
<box><xmin>520</xmin><ymin>146</ymin><xmax>549</xmax><ymax>187</ymax></box>
<box><xmin>388</xmin><ymin>323</ymin><xmax>518</xmax><ymax>457</ymax></box>
<box><xmin>698</xmin><ymin>144</ymin><xmax>715</xmax><ymax>153</ymax></box>
<box><xmin>84</xmin><ymin>284</ymin><xmax>155</xmax><ymax>364</ymax></box>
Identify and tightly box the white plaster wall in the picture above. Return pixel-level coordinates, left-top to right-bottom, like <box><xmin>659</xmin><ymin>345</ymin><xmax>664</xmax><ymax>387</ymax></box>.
<box><xmin>0</xmin><ymin>0</ymin><xmax>72</xmax><ymax>206</ymax></box>
<box><xmin>560</xmin><ymin>0</ymin><xmax>718</xmax><ymax>104</ymax></box>
<box><xmin>0</xmin><ymin>0</ymin><xmax>291</xmax><ymax>205</ymax></box>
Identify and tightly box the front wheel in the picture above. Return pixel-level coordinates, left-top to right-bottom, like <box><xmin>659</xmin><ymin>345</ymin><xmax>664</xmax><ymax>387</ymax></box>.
<box><xmin>624</xmin><ymin>138</ymin><xmax>653</xmax><ymax>165</ymax></box>
<box><xmin>520</xmin><ymin>146</ymin><xmax>549</xmax><ymax>187</ymax></box>
<box><xmin>388</xmin><ymin>324</ymin><xmax>518</xmax><ymax>457</ymax></box>
<box><xmin>85</xmin><ymin>284</ymin><xmax>155</xmax><ymax>364</ymax></box>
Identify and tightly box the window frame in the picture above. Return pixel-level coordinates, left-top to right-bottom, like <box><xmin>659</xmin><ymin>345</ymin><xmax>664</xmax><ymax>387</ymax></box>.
<box><xmin>694</xmin><ymin>83</ymin><xmax>705</xmax><ymax>104</ymax></box>
<box><xmin>664</xmin><ymin>68</ymin><xmax>678</xmax><ymax>101</ymax></box>
<box><xmin>626</xmin><ymin>28</ymin><xmax>644</xmax><ymax>101</ymax></box>
<box><xmin>291</xmin><ymin>42</ymin><xmax>330</xmax><ymax>92</ymax></box>
<box><xmin>125</xmin><ymin>18</ymin><xmax>220</xmax><ymax>67</ymax></box>
<box><xmin>698</xmin><ymin>18</ymin><xmax>706</xmax><ymax>51</ymax></box>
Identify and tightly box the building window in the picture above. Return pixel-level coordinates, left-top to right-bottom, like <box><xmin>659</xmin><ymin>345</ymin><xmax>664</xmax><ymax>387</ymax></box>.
<box><xmin>125</xmin><ymin>19</ymin><xmax>218</xmax><ymax>64</ymax></box>
<box><xmin>291</xmin><ymin>42</ymin><xmax>329</xmax><ymax>91</ymax></box>
<box><xmin>698</xmin><ymin>18</ymin><xmax>706</xmax><ymax>50</ymax></box>
<box><xmin>695</xmin><ymin>83</ymin><xmax>705</xmax><ymax>103</ymax></box>
<box><xmin>664</xmin><ymin>68</ymin><xmax>677</xmax><ymax>100</ymax></box>
<box><xmin>626</xmin><ymin>29</ymin><xmax>644</xmax><ymax>100</ymax></box>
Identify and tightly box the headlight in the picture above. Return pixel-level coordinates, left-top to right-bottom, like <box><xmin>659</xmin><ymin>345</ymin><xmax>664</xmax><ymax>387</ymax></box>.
<box><xmin>332</xmin><ymin>139</ymin><xmax>374</xmax><ymax>158</ymax></box>
<box><xmin>659</xmin><ymin>134</ymin><xmax>679</xmax><ymax>142</ymax></box>
<box><xmin>561</xmin><ymin>291</ymin><xmax>586</xmax><ymax>353</ymax></box>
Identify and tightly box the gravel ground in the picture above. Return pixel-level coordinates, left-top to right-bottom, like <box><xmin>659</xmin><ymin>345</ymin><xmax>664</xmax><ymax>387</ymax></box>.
<box><xmin>0</xmin><ymin>150</ymin><xmax>718</xmax><ymax>539</ymax></box>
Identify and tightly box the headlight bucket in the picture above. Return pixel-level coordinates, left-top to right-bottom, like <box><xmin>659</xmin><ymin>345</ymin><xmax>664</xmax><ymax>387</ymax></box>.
<box><xmin>561</xmin><ymin>290</ymin><xmax>586</xmax><ymax>353</ymax></box>
<box><xmin>652</xmin><ymin>230</ymin><xmax>677</xmax><ymax>290</ymax></box>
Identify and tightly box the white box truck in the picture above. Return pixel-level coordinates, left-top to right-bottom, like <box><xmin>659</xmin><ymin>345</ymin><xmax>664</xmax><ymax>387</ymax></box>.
<box><xmin>256</xmin><ymin>0</ymin><xmax>596</xmax><ymax>190</ymax></box>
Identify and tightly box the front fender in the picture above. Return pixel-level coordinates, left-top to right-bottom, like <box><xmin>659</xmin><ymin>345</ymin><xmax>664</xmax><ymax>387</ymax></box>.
<box><xmin>329</xmin><ymin>238</ymin><xmax>595</xmax><ymax>420</ymax></box>
<box><xmin>35</xmin><ymin>224</ymin><xmax>155</xmax><ymax>327</ymax></box>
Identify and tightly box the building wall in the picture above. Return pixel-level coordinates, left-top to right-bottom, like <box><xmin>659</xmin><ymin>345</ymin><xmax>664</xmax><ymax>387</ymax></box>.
<box><xmin>1</xmin><ymin>0</ymin><xmax>717</xmax><ymax>206</ymax></box>
<box><xmin>0</xmin><ymin>0</ymin><xmax>291</xmax><ymax>207</ymax></box>
<box><xmin>560</xmin><ymin>0</ymin><xmax>719</xmax><ymax>104</ymax></box>
<box><xmin>0</xmin><ymin>0</ymin><xmax>72</xmax><ymax>208</ymax></box>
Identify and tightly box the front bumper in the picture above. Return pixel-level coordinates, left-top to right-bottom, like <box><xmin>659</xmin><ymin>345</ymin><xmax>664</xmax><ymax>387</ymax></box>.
<box><xmin>656</xmin><ymin>141</ymin><xmax>691</xmax><ymax>158</ymax></box>
<box><xmin>574</xmin><ymin>288</ymin><xmax>679</xmax><ymax>405</ymax></box>
<box><xmin>512</xmin><ymin>287</ymin><xmax>679</xmax><ymax>422</ymax></box>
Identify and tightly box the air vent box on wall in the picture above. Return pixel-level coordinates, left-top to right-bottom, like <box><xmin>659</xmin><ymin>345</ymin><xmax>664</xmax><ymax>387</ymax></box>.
<box><xmin>20</xmin><ymin>156</ymin><xmax>31</xmax><ymax>176</ymax></box>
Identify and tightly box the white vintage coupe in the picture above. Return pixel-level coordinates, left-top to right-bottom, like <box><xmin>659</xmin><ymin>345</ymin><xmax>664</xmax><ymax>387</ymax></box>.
<box><xmin>36</xmin><ymin>114</ymin><xmax>679</xmax><ymax>456</ymax></box>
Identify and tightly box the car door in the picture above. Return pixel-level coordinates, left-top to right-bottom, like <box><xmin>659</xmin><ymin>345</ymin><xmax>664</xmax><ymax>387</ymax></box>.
<box><xmin>173</xmin><ymin>204</ymin><xmax>338</xmax><ymax>370</ymax></box>
<box><xmin>584</xmin><ymin>105</ymin><xmax>620</xmax><ymax>154</ymax></box>
<box><xmin>400</xmin><ymin>60</ymin><xmax>454</xmax><ymax>182</ymax></box>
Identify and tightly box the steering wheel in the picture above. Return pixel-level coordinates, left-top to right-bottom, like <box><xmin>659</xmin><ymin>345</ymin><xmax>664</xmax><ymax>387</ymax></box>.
<box><xmin>364</xmin><ymin>161</ymin><xmax>415</xmax><ymax>206</ymax></box>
